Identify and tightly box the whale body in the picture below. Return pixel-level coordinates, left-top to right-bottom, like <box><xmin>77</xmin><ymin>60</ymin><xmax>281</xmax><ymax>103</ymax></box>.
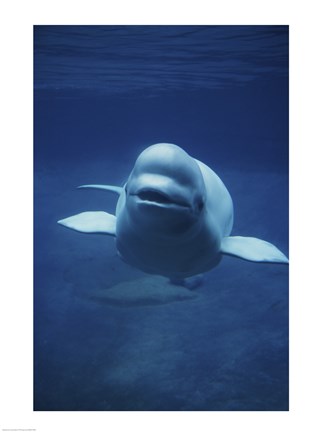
<box><xmin>58</xmin><ymin>143</ymin><xmax>288</xmax><ymax>281</ymax></box>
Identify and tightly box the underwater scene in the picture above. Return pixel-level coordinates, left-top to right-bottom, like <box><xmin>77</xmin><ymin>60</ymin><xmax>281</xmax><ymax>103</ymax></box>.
<box><xmin>34</xmin><ymin>25</ymin><xmax>289</xmax><ymax>411</ymax></box>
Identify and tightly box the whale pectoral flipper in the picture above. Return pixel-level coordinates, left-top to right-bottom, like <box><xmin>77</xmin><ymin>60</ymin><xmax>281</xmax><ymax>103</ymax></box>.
<box><xmin>220</xmin><ymin>236</ymin><xmax>289</xmax><ymax>264</ymax></box>
<box><xmin>57</xmin><ymin>211</ymin><xmax>116</xmax><ymax>236</ymax></box>
<box><xmin>77</xmin><ymin>184</ymin><xmax>123</xmax><ymax>195</ymax></box>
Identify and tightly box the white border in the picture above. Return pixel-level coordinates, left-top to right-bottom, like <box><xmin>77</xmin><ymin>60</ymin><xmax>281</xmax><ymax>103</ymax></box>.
<box><xmin>1</xmin><ymin>1</ymin><xmax>323</xmax><ymax>431</ymax></box>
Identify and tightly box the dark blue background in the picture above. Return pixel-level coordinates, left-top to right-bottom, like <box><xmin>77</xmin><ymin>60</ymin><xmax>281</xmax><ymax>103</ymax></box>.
<box><xmin>34</xmin><ymin>25</ymin><xmax>288</xmax><ymax>411</ymax></box>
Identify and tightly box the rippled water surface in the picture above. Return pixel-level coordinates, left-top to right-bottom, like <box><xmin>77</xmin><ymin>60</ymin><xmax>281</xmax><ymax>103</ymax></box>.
<box><xmin>35</xmin><ymin>25</ymin><xmax>288</xmax><ymax>94</ymax></box>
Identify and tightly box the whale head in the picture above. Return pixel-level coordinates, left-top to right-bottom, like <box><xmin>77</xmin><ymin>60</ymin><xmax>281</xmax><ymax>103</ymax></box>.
<box><xmin>122</xmin><ymin>143</ymin><xmax>206</xmax><ymax>236</ymax></box>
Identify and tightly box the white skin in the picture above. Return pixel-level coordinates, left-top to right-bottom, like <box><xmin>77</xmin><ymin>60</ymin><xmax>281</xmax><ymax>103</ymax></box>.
<box><xmin>114</xmin><ymin>143</ymin><xmax>233</xmax><ymax>279</ymax></box>
<box><xmin>57</xmin><ymin>143</ymin><xmax>288</xmax><ymax>284</ymax></box>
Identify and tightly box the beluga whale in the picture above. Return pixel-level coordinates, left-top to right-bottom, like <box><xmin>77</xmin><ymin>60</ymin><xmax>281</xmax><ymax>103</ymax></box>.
<box><xmin>58</xmin><ymin>143</ymin><xmax>288</xmax><ymax>285</ymax></box>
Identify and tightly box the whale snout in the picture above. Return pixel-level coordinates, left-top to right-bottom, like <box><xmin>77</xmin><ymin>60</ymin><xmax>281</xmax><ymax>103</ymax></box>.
<box><xmin>123</xmin><ymin>143</ymin><xmax>207</xmax><ymax>234</ymax></box>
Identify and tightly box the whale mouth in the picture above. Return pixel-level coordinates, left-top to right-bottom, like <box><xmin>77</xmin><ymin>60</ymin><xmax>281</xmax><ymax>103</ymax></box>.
<box><xmin>138</xmin><ymin>190</ymin><xmax>173</xmax><ymax>204</ymax></box>
<box><xmin>134</xmin><ymin>189</ymin><xmax>191</xmax><ymax>209</ymax></box>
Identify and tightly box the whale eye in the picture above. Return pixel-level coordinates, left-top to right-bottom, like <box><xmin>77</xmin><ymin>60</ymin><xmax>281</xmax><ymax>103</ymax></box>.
<box><xmin>197</xmin><ymin>199</ymin><xmax>204</xmax><ymax>212</ymax></box>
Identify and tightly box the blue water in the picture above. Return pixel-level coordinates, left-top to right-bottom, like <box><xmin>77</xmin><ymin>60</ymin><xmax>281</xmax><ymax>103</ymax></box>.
<box><xmin>34</xmin><ymin>25</ymin><xmax>289</xmax><ymax>411</ymax></box>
